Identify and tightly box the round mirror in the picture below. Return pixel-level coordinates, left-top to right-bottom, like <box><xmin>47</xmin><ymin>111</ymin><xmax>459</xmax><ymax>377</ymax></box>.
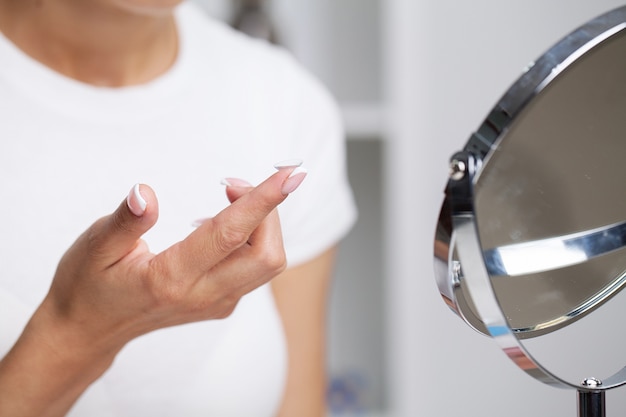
<box><xmin>434</xmin><ymin>5</ymin><xmax>626</xmax><ymax>393</ymax></box>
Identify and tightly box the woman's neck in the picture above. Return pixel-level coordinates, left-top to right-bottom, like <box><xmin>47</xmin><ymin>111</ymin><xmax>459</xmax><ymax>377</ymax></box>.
<box><xmin>0</xmin><ymin>0</ymin><xmax>179</xmax><ymax>87</ymax></box>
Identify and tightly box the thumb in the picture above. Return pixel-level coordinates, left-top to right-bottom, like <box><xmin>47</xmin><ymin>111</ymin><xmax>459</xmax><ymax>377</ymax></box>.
<box><xmin>86</xmin><ymin>184</ymin><xmax>159</xmax><ymax>267</ymax></box>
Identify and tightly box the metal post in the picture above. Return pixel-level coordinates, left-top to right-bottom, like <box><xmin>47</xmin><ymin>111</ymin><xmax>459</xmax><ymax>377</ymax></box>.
<box><xmin>578</xmin><ymin>378</ymin><xmax>605</xmax><ymax>417</ymax></box>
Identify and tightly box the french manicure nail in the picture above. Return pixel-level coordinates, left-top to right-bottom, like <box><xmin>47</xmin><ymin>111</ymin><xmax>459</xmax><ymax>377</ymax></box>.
<box><xmin>281</xmin><ymin>167</ymin><xmax>307</xmax><ymax>195</ymax></box>
<box><xmin>127</xmin><ymin>183</ymin><xmax>147</xmax><ymax>217</ymax></box>
<box><xmin>221</xmin><ymin>177</ymin><xmax>253</xmax><ymax>187</ymax></box>
<box><xmin>274</xmin><ymin>159</ymin><xmax>303</xmax><ymax>170</ymax></box>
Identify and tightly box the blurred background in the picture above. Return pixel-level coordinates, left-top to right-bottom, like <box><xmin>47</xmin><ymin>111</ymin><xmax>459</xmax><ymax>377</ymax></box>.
<box><xmin>192</xmin><ymin>1</ymin><xmax>626</xmax><ymax>416</ymax></box>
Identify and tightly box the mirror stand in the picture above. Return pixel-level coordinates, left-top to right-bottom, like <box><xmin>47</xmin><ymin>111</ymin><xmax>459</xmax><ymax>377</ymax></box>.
<box><xmin>578</xmin><ymin>387</ymin><xmax>605</xmax><ymax>417</ymax></box>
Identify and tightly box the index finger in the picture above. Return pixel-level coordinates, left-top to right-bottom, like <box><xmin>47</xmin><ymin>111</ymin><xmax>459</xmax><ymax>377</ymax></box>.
<box><xmin>168</xmin><ymin>165</ymin><xmax>307</xmax><ymax>276</ymax></box>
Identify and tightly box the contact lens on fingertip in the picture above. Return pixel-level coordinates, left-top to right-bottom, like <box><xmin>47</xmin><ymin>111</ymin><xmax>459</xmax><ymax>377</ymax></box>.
<box><xmin>274</xmin><ymin>159</ymin><xmax>303</xmax><ymax>170</ymax></box>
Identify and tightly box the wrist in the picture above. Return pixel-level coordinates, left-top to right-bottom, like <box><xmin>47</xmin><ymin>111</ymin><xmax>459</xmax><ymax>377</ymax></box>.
<box><xmin>0</xmin><ymin>305</ymin><xmax>121</xmax><ymax>417</ymax></box>
<box><xmin>28</xmin><ymin>299</ymin><xmax>123</xmax><ymax>376</ymax></box>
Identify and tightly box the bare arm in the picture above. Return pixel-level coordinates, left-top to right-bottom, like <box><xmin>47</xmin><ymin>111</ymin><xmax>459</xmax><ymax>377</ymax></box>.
<box><xmin>272</xmin><ymin>247</ymin><xmax>337</xmax><ymax>417</ymax></box>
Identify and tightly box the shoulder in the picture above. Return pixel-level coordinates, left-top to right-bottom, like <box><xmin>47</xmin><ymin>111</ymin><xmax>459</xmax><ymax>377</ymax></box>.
<box><xmin>176</xmin><ymin>3</ymin><xmax>292</xmax><ymax>70</ymax></box>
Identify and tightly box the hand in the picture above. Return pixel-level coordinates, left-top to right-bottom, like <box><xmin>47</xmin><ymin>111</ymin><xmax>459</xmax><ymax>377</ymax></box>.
<box><xmin>0</xmin><ymin>165</ymin><xmax>307</xmax><ymax>417</ymax></box>
<box><xmin>42</xmin><ymin>166</ymin><xmax>307</xmax><ymax>355</ymax></box>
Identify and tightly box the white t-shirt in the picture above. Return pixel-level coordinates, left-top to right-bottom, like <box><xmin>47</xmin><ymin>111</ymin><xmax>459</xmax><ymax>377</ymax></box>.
<box><xmin>0</xmin><ymin>2</ymin><xmax>357</xmax><ymax>416</ymax></box>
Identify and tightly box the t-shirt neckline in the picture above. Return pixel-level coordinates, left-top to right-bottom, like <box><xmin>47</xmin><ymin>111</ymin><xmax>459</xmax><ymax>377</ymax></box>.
<box><xmin>0</xmin><ymin>3</ymin><xmax>196</xmax><ymax>123</ymax></box>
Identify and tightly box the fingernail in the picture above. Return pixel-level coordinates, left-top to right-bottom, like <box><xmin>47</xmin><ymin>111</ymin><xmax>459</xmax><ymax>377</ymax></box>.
<box><xmin>281</xmin><ymin>167</ymin><xmax>307</xmax><ymax>195</ymax></box>
<box><xmin>274</xmin><ymin>159</ymin><xmax>303</xmax><ymax>170</ymax></box>
<box><xmin>221</xmin><ymin>178</ymin><xmax>253</xmax><ymax>187</ymax></box>
<box><xmin>127</xmin><ymin>183</ymin><xmax>147</xmax><ymax>217</ymax></box>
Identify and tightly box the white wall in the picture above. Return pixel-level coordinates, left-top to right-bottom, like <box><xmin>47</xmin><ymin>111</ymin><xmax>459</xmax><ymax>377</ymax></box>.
<box><xmin>384</xmin><ymin>1</ymin><xmax>626</xmax><ymax>416</ymax></box>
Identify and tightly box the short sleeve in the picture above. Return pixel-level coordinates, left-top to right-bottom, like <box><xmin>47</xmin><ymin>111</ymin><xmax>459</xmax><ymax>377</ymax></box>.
<box><xmin>276</xmin><ymin>68</ymin><xmax>358</xmax><ymax>266</ymax></box>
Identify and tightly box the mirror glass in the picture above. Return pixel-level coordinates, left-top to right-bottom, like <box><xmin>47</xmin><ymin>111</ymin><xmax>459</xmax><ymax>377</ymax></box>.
<box><xmin>435</xmin><ymin>6</ymin><xmax>626</xmax><ymax>388</ymax></box>
<box><xmin>475</xmin><ymin>27</ymin><xmax>626</xmax><ymax>335</ymax></box>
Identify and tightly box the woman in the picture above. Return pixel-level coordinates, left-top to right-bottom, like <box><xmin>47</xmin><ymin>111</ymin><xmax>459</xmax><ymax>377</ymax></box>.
<box><xmin>0</xmin><ymin>0</ymin><xmax>357</xmax><ymax>416</ymax></box>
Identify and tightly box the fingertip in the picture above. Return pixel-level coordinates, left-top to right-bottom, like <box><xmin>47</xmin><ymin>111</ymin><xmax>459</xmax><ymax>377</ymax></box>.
<box><xmin>222</xmin><ymin>178</ymin><xmax>253</xmax><ymax>203</ymax></box>
<box><xmin>281</xmin><ymin>166</ymin><xmax>307</xmax><ymax>195</ymax></box>
<box><xmin>89</xmin><ymin>184</ymin><xmax>159</xmax><ymax>265</ymax></box>
<box><xmin>221</xmin><ymin>178</ymin><xmax>253</xmax><ymax>187</ymax></box>
<box><xmin>250</xmin><ymin>165</ymin><xmax>307</xmax><ymax>205</ymax></box>
<box><xmin>272</xmin><ymin>160</ymin><xmax>307</xmax><ymax>195</ymax></box>
<box><xmin>222</xmin><ymin>160</ymin><xmax>308</xmax><ymax>211</ymax></box>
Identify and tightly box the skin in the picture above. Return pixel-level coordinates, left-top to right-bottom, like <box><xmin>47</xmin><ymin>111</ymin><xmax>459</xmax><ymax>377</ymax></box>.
<box><xmin>0</xmin><ymin>0</ymin><xmax>335</xmax><ymax>415</ymax></box>
<box><xmin>0</xmin><ymin>0</ymin><xmax>181</xmax><ymax>86</ymax></box>
<box><xmin>272</xmin><ymin>249</ymin><xmax>335</xmax><ymax>417</ymax></box>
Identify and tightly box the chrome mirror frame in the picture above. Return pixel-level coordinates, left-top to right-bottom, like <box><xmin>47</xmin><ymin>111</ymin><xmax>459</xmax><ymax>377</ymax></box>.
<box><xmin>433</xmin><ymin>4</ymin><xmax>626</xmax><ymax>398</ymax></box>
